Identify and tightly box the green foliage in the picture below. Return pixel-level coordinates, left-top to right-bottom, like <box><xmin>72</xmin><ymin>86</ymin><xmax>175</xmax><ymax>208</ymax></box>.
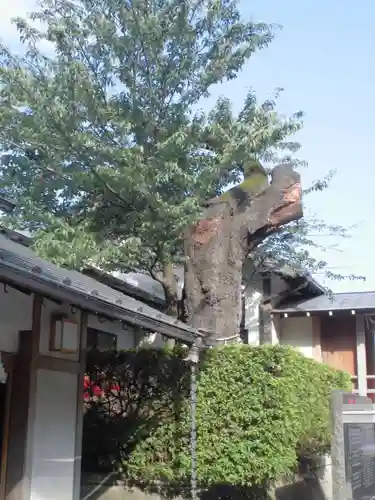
<box><xmin>83</xmin><ymin>346</ymin><xmax>190</xmax><ymax>473</ymax></box>
<box><xmin>0</xmin><ymin>0</ymin><xmax>357</xmax><ymax>285</ymax></box>
<box><xmin>83</xmin><ymin>345</ymin><xmax>351</xmax><ymax>492</ymax></box>
<box><xmin>0</xmin><ymin>0</ymin><xmax>276</xmax><ymax>271</ymax></box>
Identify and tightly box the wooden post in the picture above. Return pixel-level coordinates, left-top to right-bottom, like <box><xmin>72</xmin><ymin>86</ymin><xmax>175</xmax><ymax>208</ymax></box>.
<box><xmin>356</xmin><ymin>315</ymin><xmax>367</xmax><ymax>396</ymax></box>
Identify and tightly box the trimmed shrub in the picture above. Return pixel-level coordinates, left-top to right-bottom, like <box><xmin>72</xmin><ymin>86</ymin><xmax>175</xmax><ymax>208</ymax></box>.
<box><xmin>83</xmin><ymin>344</ymin><xmax>351</xmax><ymax>491</ymax></box>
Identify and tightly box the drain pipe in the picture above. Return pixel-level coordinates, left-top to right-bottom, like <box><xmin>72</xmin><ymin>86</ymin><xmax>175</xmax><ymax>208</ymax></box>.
<box><xmin>185</xmin><ymin>339</ymin><xmax>202</xmax><ymax>500</ymax></box>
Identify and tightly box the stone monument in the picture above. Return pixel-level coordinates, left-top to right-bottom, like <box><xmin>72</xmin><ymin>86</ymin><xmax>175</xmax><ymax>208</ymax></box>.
<box><xmin>331</xmin><ymin>390</ymin><xmax>375</xmax><ymax>500</ymax></box>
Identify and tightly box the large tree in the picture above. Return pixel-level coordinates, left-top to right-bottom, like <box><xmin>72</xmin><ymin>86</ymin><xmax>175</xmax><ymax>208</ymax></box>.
<box><xmin>0</xmin><ymin>0</ymin><xmax>354</xmax><ymax>340</ymax></box>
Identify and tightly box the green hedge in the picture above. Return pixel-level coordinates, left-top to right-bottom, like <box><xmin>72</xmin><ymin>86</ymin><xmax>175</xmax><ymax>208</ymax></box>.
<box><xmin>83</xmin><ymin>344</ymin><xmax>351</xmax><ymax>491</ymax></box>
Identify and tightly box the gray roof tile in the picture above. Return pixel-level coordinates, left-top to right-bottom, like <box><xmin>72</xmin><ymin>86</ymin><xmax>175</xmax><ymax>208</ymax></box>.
<box><xmin>273</xmin><ymin>291</ymin><xmax>375</xmax><ymax>313</ymax></box>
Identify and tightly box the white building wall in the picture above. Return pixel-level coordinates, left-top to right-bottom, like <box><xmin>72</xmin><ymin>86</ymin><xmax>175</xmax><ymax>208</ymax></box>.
<box><xmin>27</xmin><ymin>300</ymin><xmax>166</xmax><ymax>500</ymax></box>
<box><xmin>242</xmin><ymin>261</ymin><xmax>263</xmax><ymax>345</ymax></box>
<box><xmin>30</xmin><ymin>369</ymin><xmax>78</xmax><ymax>500</ymax></box>
<box><xmin>0</xmin><ymin>286</ymin><xmax>32</xmax><ymax>352</ymax></box>
<box><xmin>279</xmin><ymin>316</ymin><xmax>314</xmax><ymax>358</ymax></box>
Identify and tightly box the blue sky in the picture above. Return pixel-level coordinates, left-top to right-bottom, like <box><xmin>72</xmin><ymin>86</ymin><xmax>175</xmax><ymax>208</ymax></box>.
<box><xmin>1</xmin><ymin>0</ymin><xmax>374</xmax><ymax>292</ymax></box>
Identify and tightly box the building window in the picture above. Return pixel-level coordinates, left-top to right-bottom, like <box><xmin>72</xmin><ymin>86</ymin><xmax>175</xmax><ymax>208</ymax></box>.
<box><xmin>87</xmin><ymin>328</ymin><xmax>117</xmax><ymax>352</ymax></box>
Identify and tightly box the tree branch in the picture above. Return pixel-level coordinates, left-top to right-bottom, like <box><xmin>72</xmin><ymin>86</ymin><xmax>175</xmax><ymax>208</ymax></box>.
<box><xmin>242</xmin><ymin>163</ymin><xmax>302</xmax><ymax>250</ymax></box>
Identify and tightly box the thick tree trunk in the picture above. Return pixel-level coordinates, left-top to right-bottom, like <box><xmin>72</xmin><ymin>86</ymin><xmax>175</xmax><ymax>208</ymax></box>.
<box><xmin>184</xmin><ymin>163</ymin><xmax>303</xmax><ymax>343</ymax></box>
<box><xmin>184</xmin><ymin>198</ymin><xmax>245</xmax><ymax>340</ymax></box>
<box><xmin>162</xmin><ymin>262</ymin><xmax>179</xmax><ymax>317</ymax></box>
<box><xmin>161</xmin><ymin>263</ymin><xmax>179</xmax><ymax>347</ymax></box>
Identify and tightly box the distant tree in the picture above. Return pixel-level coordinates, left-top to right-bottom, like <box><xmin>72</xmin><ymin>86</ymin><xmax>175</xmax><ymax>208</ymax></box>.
<box><xmin>0</xmin><ymin>0</ymin><xmax>360</xmax><ymax>339</ymax></box>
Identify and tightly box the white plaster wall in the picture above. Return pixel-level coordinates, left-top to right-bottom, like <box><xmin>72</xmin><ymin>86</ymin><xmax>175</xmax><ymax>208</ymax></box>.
<box><xmin>30</xmin><ymin>369</ymin><xmax>78</xmax><ymax>500</ymax></box>
<box><xmin>242</xmin><ymin>259</ymin><xmax>264</xmax><ymax>345</ymax></box>
<box><xmin>0</xmin><ymin>285</ymin><xmax>32</xmax><ymax>352</ymax></box>
<box><xmin>243</xmin><ymin>289</ymin><xmax>262</xmax><ymax>345</ymax></box>
<box><xmin>279</xmin><ymin>316</ymin><xmax>314</xmax><ymax>358</ymax></box>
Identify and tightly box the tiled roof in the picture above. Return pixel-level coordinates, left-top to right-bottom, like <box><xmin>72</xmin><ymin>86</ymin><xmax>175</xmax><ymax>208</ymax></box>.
<box><xmin>0</xmin><ymin>234</ymin><xmax>198</xmax><ymax>343</ymax></box>
<box><xmin>260</xmin><ymin>259</ymin><xmax>325</xmax><ymax>294</ymax></box>
<box><xmin>273</xmin><ymin>291</ymin><xmax>375</xmax><ymax>313</ymax></box>
<box><xmin>90</xmin><ymin>267</ymin><xmax>185</xmax><ymax>304</ymax></box>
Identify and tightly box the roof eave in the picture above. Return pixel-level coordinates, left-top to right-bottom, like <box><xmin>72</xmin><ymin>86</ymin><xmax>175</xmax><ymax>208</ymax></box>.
<box><xmin>306</xmin><ymin>276</ymin><xmax>326</xmax><ymax>295</ymax></box>
<box><xmin>0</xmin><ymin>226</ymin><xmax>32</xmax><ymax>246</ymax></box>
<box><xmin>0</xmin><ymin>263</ymin><xmax>198</xmax><ymax>344</ymax></box>
<box><xmin>84</xmin><ymin>267</ymin><xmax>165</xmax><ymax>308</ymax></box>
<box><xmin>0</xmin><ymin>197</ymin><xmax>16</xmax><ymax>214</ymax></box>
<box><xmin>272</xmin><ymin>306</ymin><xmax>375</xmax><ymax>314</ymax></box>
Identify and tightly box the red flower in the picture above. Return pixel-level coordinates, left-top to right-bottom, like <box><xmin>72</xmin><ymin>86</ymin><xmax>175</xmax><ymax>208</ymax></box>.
<box><xmin>83</xmin><ymin>375</ymin><xmax>120</xmax><ymax>399</ymax></box>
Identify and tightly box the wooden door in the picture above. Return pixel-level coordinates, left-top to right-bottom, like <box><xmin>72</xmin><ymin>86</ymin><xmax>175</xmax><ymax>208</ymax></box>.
<box><xmin>320</xmin><ymin>316</ymin><xmax>357</xmax><ymax>376</ymax></box>
<box><xmin>365</xmin><ymin>316</ymin><xmax>375</xmax><ymax>399</ymax></box>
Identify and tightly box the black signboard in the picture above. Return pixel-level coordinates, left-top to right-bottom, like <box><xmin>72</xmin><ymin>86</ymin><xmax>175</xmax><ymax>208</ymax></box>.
<box><xmin>344</xmin><ymin>422</ymin><xmax>375</xmax><ymax>500</ymax></box>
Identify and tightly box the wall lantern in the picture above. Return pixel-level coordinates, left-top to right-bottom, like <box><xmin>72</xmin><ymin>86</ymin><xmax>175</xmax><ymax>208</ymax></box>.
<box><xmin>50</xmin><ymin>314</ymin><xmax>79</xmax><ymax>354</ymax></box>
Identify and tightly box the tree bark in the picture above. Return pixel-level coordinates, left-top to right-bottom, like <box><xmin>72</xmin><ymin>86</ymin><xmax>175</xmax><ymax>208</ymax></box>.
<box><xmin>184</xmin><ymin>163</ymin><xmax>303</xmax><ymax>343</ymax></box>
<box><xmin>159</xmin><ymin>263</ymin><xmax>179</xmax><ymax>348</ymax></box>
<box><xmin>162</xmin><ymin>262</ymin><xmax>179</xmax><ymax>317</ymax></box>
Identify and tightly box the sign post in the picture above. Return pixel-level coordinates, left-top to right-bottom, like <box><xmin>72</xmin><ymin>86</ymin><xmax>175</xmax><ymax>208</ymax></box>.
<box><xmin>331</xmin><ymin>390</ymin><xmax>375</xmax><ymax>500</ymax></box>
